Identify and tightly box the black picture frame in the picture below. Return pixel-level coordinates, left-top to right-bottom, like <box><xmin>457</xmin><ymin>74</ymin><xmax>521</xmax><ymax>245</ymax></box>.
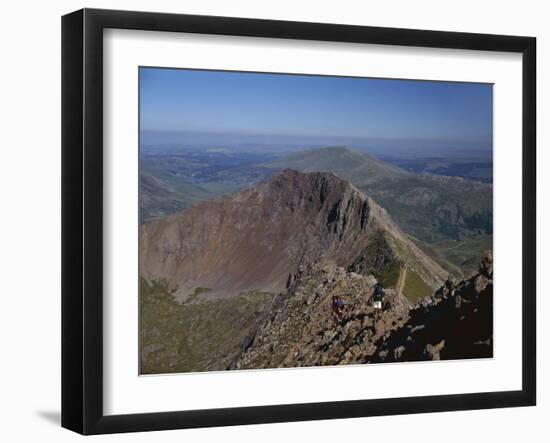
<box><xmin>62</xmin><ymin>8</ymin><xmax>536</xmax><ymax>435</ymax></box>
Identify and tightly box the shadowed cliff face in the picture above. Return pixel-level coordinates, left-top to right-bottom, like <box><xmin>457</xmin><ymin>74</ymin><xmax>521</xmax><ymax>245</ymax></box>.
<box><xmin>369</xmin><ymin>250</ymin><xmax>493</xmax><ymax>363</ymax></box>
<box><xmin>140</xmin><ymin>169</ymin><xmax>447</xmax><ymax>300</ymax></box>
<box><xmin>232</xmin><ymin>252</ymin><xmax>493</xmax><ymax>369</ymax></box>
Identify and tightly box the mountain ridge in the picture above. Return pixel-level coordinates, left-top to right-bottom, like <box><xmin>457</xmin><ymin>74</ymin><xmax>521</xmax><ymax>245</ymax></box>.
<box><xmin>263</xmin><ymin>146</ymin><xmax>493</xmax><ymax>246</ymax></box>
<box><xmin>232</xmin><ymin>251</ymin><xmax>492</xmax><ymax>370</ymax></box>
<box><xmin>262</xmin><ymin>146</ymin><xmax>409</xmax><ymax>186</ymax></box>
<box><xmin>140</xmin><ymin>169</ymin><xmax>447</xmax><ymax>300</ymax></box>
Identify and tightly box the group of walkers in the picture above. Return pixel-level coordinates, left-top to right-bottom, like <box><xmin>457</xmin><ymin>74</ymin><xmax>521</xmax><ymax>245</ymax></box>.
<box><xmin>331</xmin><ymin>282</ymin><xmax>384</xmax><ymax>325</ymax></box>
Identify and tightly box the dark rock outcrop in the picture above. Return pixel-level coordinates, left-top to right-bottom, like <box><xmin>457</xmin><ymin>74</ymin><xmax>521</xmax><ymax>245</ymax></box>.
<box><xmin>369</xmin><ymin>251</ymin><xmax>493</xmax><ymax>363</ymax></box>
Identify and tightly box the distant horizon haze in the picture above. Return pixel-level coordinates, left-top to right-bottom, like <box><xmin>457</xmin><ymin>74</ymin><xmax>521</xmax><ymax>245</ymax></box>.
<box><xmin>140</xmin><ymin>67</ymin><xmax>493</xmax><ymax>158</ymax></box>
<box><xmin>140</xmin><ymin>129</ymin><xmax>492</xmax><ymax>158</ymax></box>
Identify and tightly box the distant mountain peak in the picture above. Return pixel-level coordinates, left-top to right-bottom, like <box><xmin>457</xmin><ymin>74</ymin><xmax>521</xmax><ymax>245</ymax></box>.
<box><xmin>263</xmin><ymin>146</ymin><xmax>409</xmax><ymax>187</ymax></box>
<box><xmin>320</xmin><ymin>145</ymin><xmax>354</xmax><ymax>153</ymax></box>
<box><xmin>262</xmin><ymin>146</ymin><xmax>493</xmax><ymax>245</ymax></box>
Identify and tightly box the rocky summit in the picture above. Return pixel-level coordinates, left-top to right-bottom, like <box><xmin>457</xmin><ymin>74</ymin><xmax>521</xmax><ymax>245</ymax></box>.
<box><xmin>140</xmin><ymin>169</ymin><xmax>447</xmax><ymax>300</ymax></box>
<box><xmin>263</xmin><ymin>146</ymin><xmax>493</xmax><ymax>245</ymax></box>
<box><xmin>231</xmin><ymin>251</ymin><xmax>493</xmax><ymax>369</ymax></box>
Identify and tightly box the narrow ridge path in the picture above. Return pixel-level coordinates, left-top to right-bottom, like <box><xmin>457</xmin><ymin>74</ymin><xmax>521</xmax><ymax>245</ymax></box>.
<box><xmin>395</xmin><ymin>265</ymin><xmax>407</xmax><ymax>297</ymax></box>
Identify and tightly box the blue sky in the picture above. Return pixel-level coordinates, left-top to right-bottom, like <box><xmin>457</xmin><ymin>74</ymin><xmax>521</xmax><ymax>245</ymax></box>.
<box><xmin>140</xmin><ymin>67</ymin><xmax>493</xmax><ymax>151</ymax></box>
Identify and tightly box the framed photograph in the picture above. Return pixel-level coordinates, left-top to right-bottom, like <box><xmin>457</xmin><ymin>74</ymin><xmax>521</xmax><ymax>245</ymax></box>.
<box><xmin>62</xmin><ymin>8</ymin><xmax>536</xmax><ymax>435</ymax></box>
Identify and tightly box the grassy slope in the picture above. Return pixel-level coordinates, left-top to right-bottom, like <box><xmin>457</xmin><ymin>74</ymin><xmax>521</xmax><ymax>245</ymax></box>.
<box><xmin>431</xmin><ymin>235</ymin><xmax>493</xmax><ymax>276</ymax></box>
<box><xmin>377</xmin><ymin>262</ymin><xmax>401</xmax><ymax>288</ymax></box>
<box><xmin>140</xmin><ymin>278</ymin><xmax>273</xmax><ymax>374</ymax></box>
<box><xmin>409</xmin><ymin>236</ymin><xmax>464</xmax><ymax>278</ymax></box>
<box><xmin>402</xmin><ymin>268</ymin><xmax>433</xmax><ymax>304</ymax></box>
<box><xmin>364</xmin><ymin>175</ymin><xmax>492</xmax><ymax>243</ymax></box>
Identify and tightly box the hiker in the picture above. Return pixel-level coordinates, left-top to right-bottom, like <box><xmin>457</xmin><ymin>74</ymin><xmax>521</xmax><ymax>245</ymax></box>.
<box><xmin>332</xmin><ymin>295</ymin><xmax>346</xmax><ymax>323</ymax></box>
<box><xmin>373</xmin><ymin>282</ymin><xmax>384</xmax><ymax>309</ymax></box>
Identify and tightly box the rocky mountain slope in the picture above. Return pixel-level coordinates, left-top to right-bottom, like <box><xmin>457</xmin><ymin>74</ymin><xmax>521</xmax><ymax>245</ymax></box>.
<box><xmin>140</xmin><ymin>169</ymin><xmax>447</xmax><ymax>300</ymax></box>
<box><xmin>232</xmin><ymin>251</ymin><xmax>493</xmax><ymax>369</ymax></box>
<box><xmin>264</xmin><ymin>146</ymin><xmax>493</xmax><ymax>244</ymax></box>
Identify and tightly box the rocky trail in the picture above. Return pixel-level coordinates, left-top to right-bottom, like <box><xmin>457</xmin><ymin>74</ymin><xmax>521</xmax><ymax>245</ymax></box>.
<box><xmin>231</xmin><ymin>251</ymin><xmax>493</xmax><ymax>369</ymax></box>
<box><xmin>231</xmin><ymin>257</ymin><xmax>410</xmax><ymax>369</ymax></box>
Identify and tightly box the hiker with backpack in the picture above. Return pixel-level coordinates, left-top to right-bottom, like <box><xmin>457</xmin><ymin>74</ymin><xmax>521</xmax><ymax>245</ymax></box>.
<box><xmin>373</xmin><ymin>282</ymin><xmax>384</xmax><ymax>309</ymax></box>
<box><xmin>332</xmin><ymin>295</ymin><xmax>346</xmax><ymax>324</ymax></box>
